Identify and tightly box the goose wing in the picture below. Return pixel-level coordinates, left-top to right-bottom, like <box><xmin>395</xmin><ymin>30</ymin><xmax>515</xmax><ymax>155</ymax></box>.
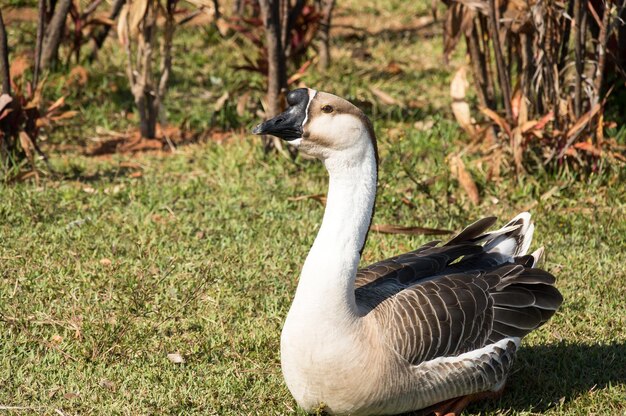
<box><xmin>356</xmin><ymin>215</ymin><xmax>563</xmax><ymax>367</ymax></box>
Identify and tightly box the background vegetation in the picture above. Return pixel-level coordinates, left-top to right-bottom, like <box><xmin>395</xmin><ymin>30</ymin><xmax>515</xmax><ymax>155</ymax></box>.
<box><xmin>1</xmin><ymin>0</ymin><xmax>625</xmax><ymax>414</ymax></box>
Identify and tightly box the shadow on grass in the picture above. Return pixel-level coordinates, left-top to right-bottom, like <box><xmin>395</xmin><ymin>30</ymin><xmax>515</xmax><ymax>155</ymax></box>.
<box><xmin>469</xmin><ymin>341</ymin><xmax>626</xmax><ymax>413</ymax></box>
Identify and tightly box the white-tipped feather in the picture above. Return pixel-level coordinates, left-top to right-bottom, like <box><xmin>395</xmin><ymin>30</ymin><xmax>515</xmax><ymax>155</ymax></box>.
<box><xmin>484</xmin><ymin>212</ymin><xmax>534</xmax><ymax>259</ymax></box>
<box><xmin>530</xmin><ymin>247</ymin><xmax>545</xmax><ymax>267</ymax></box>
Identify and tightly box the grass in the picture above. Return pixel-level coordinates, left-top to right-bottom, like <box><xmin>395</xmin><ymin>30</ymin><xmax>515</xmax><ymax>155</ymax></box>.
<box><xmin>1</xmin><ymin>1</ymin><xmax>626</xmax><ymax>415</ymax></box>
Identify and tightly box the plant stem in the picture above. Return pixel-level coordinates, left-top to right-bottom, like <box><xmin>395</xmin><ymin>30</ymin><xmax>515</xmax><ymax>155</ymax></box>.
<box><xmin>574</xmin><ymin>0</ymin><xmax>583</xmax><ymax>118</ymax></box>
<box><xmin>33</xmin><ymin>0</ymin><xmax>46</xmax><ymax>88</ymax></box>
<box><xmin>0</xmin><ymin>9</ymin><xmax>10</xmax><ymax>95</ymax></box>
<box><xmin>487</xmin><ymin>0</ymin><xmax>513</xmax><ymax>122</ymax></box>
<box><xmin>593</xmin><ymin>0</ymin><xmax>611</xmax><ymax>105</ymax></box>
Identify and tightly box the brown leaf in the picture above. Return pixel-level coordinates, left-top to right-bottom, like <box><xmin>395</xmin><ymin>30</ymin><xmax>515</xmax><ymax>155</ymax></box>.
<box><xmin>566</xmin><ymin>103</ymin><xmax>602</xmax><ymax>139</ymax></box>
<box><xmin>19</xmin><ymin>132</ymin><xmax>35</xmax><ymax>165</ymax></box>
<box><xmin>47</xmin><ymin>96</ymin><xmax>66</xmax><ymax>114</ymax></box>
<box><xmin>128</xmin><ymin>0</ymin><xmax>150</xmax><ymax>35</ymax></box>
<box><xmin>9</xmin><ymin>55</ymin><xmax>30</xmax><ymax>80</ymax></box>
<box><xmin>214</xmin><ymin>92</ymin><xmax>229</xmax><ymax>112</ymax></box>
<box><xmin>288</xmin><ymin>194</ymin><xmax>327</xmax><ymax>206</ymax></box>
<box><xmin>480</xmin><ymin>107</ymin><xmax>511</xmax><ymax>137</ymax></box>
<box><xmin>216</xmin><ymin>18</ymin><xmax>230</xmax><ymax>36</ymax></box>
<box><xmin>511</xmin><ymin>127</ymin><xmax>525</xmax><ymax>173</ymax></box>
<box><xmin>117</xmin><ymin>5</ymin><xmax>130</xmax><ymax>45</ymax></box>
<box><xmin>370</xmin><ymin>224</ymin><xmax>452</xmax><ymax>236</ymax></box>
<box><xmin>573</xmin><ymin>141</ymin><xmax>602</xmax><ymax>157</ymax></box>
<box><xmin>369</xmin><ymin>87</ymin><xmax>398</xmax><ymax>105</ymax></box>
<box><xmin>287</xmin><ymin>59</ymin><xmax>313</xmax><ymax>85</ymax></box>
<box><xmin>450</xmin><ymin>67</ymin><xmax>475</xmax><ymax>136</ymax></box>
<box><xmin>99</xmin><ymin>379</ymin><xmax>116</xmax><ymax>391</ymax></box>
<box><xmin>236</xmin><ymin>91</ymin><xmax>250</xmax><ymax>117</ymax></box>
<box><xmin>596</xmin><ymin>111</ymin><xmax>604</xmax><ymax>147</ymax></box>
<box><xmin>533</xmin><ymin>111</ymin><xmax>554</xmax><ymax>131</ymax></box>
<box><xmin>0</xmin><ymin>94</ymin><xmax>12</xmax><ymax>113</ymax></box>
<box><xmin>449</xmin><ymin>155</ymin><xmax>480</xmax><ymax>205</ymax></box>
<box><xmin>69</xmin><ymin>65</ymin><xmax>89</xmax><ymax>86</ymax></box>
<box><xmin>443</xmin><ymin>3</ymin><xmax>476</xmax><ymax>59</ymax></box>
<box><xmin>486</xmin><ymin>147</ymin><xmax>503</xmax><ymax>181</ymax></box>
<box><xmin>167</xmin><ymin>352</ymin><xmax>185</xmax><ymax>364</ymax></box>
<box><xmin>385</xmin><ymin>61</ymin><xmax>403</xmax><ymax>75</ymax></box>
<box><xmin>48</xmin><ymin>111</ymin><xmax>79</xmax><ymax>124</ymax></box>
<box><xmin>99</xmin><ymin>258</ymin><xmax>112</xmax><ymax>266</ymax></box>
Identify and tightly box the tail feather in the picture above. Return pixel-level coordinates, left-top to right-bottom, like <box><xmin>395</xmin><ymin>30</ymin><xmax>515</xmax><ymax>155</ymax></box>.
<box><xmin>482</xmin><ymin>212</ymin><xmax>534</xmax><ymax>259</ymax></box>
<box><xmin>443</xmin><ymin>213</ymin><xmax>562</xmax><ymax>344</ymax></box>
<box><xmin>487</xmin><ymin>266</ymin><xmax>563</xmax><ymax>343</ymax></box>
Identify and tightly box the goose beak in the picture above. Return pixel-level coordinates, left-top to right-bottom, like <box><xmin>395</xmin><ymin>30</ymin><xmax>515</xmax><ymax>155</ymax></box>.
<box><xmin>252</xmin><ymin>89</ymin><xmax>309</xmax><ymax>141</ymax></box>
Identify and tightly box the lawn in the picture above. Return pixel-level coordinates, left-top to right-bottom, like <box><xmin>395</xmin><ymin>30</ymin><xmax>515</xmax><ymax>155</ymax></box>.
<box><xmin>1</xmin><ymin>1</ymin><xmax>625</xmax><ymax>415</ymax></box>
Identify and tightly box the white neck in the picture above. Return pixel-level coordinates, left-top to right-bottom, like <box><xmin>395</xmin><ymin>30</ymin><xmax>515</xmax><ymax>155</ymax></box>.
<box><xmin>289</xmin><ymin>141</ymin><xmax>378</xmax><ymax>326</ymax></box>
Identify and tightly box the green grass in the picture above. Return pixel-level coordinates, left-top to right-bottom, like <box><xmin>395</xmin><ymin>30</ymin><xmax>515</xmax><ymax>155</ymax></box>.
<box><xmin>1</xmin><ymin>1</ymin><xmax>626</xmax><ymax>415</ymax></box>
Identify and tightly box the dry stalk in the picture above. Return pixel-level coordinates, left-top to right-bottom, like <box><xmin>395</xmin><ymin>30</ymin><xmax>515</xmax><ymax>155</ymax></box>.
<box><xmin>593</xmin><ymin>0</ymin><xmax>612</xmax><ymax>106</ymax></box>
<box><xmin>574</xmin><ymin>0</ymin><xmax>583</xmax><ymax>117</ymax></box>
<box><xmin>487</xmin><ymin>0</ymin><xmax>513</xmax><ymax>122</ymax></box>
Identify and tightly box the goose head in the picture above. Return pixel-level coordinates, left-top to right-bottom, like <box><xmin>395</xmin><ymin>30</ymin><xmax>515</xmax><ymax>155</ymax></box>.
<box><xmin>253</xmin><ymin>88</ymin><xmax>378</xmax><ymax>164</ymax></box>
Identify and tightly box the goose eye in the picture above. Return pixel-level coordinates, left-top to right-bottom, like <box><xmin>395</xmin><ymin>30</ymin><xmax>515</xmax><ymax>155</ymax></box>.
<box><xmin>321</xmin><ymin>105</ymin><xmax>334</xmax><ymax>114</ymax></box>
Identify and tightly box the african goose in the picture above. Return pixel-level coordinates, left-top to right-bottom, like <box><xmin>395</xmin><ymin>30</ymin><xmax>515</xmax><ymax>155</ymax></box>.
<box><xmin>253</xmin><ymin>89</ymin><xmax>563</xmax><ymax>416</ymax></box>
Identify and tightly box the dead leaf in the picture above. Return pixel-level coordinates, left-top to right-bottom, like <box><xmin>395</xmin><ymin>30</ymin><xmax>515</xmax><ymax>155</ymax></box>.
<box><xmin>511</xmin><ymin>89</ymin><xmax>523</xmax><ymax>121</ymax></box>
<box><xmin>385</xmin><ymin>61</ymin><xmax>403</xmax><ymax>75</ymax></box>
<box><xmin>167</xmin><ymin>352</ymin><xmax>185</xmax><ymax>364</ymax></box>
<box><xmin>214</xmin><ymin>92</ymin><xmax>229</xmax><ymax>112</ymax></box>
<box><xmin>369</xmin><ymin>87</ymin><xmax>398</xmax><ymax>105</ymax></box>
<box><xmin>533</xmin><ymin>111</ymin><xmax>554</xmax><ymax>131</ymax></box>
<box><xmin>370</xmin><ymin>224</ymin><xmax>452</xmax><ymax>236</ymax></box>
<box><xmin>573</xmin><ymin>141</ymin><xmax>602</xmax><ymax>157</ymax></box>
<box><xmin>47</xmin><ymin>96</ymin><xmax>66</xmax><ymax>114</ymax></box>
<box><xmin>117</xmin><ymin>5</ymin><xmax>130</xmax><ymax>45</ymax></box>
<box><xmin>9</xmin><ymin>55</ymin><xmax>30</xmax><ymax>80</ymax></box>
<box><xmin>566</xmin><ymin>104</ymin><xmax>602</xmax><ymax>139</ymax></box>
<box><xmin>413</xmin><ymin>120</ymin><xmax>435</xmax><ymax>131</ymax></box>
<box><xmin>511</xmin><ymin>127</ymin><xmax>525</xmax><ymax>173</ymax></box>
<box><xmin>443</xmin><ymin>3</ymin><xmax>476</xmax><ymax>59</ymax></box>
<box><xmin>449</xmin><ymin>155</ymin><xmax>480</xmax><ymax>205</ymax></box>
<box><xmin>18</xmin><ymin>132</ymin><xmax>35</xmax><ymax>165</ymax></box>
<box><xmin>216</xmin><ymin>18</ymin><xmax>230</xmax><ymax>36</ymax></box>
<box><xmin>49</xmin><ymin>111</ymin><xmax>79</xmax><ymax>122</ymax></box>
<box><xmin>450</xmin><ymin>67</ymin><xmax>475</xmax><ymax>136</ymax></box>
<box><xmin>288</xmin><ymin>194</ymin><xmax>327</xmax><ymax>206</ymax></box>
<box><xmin>287</xmin><ymin>60</ymin><xmax>313</xmax><ymax>85</ymax></box>
<box><xmin>99</xmin><ymin>379</ymin><xmax>116</xmax><ymax>391</ymax></box>
<box><xmin>68</xmin><ymin>65</ymin><xmax>89</xmax><ymax>86</ymax></box>
<box><xmin>128</xmin><ymin>0</ymin><xmax>150</xmax><ymax>36</ymax></box>
<box><xmin>0</xmin><ymin>94</ymin><xmax>12</xmax><ymax>113</ymax></box>
<box><xmin>63</xmin><ymin>392</ymin><xmax>79</xmax><ymax>399</ymax></box>
<box><xmin>50</xmin><ymin>334</ymin><xmax>63</xmax><ymax>344</ymax></box>
<box><xmin>99</xmin><ymin>258</ymin><xmax>112</xmax><ymax>266</ymax></box>
<box><xmin>236</xmin><ymin>91</ymin><xmax>250</xmax><ymax>117</ymax></box>
<box><xmin>486</xmin><ymin>147</ymin><xmax>503</xmax><ymax>181</ymax></box>
<box><xmin>129</xmin><ymin>171</ymin><xmax>143</xmax><ymax>178</ymax></box>
<box><xmin>480</xmin><ymin>107</ymin><xmax>512</xmax><ymax>137</ymax></box>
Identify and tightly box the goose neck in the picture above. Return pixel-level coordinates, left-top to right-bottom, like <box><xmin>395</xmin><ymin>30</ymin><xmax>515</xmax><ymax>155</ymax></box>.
<box><xmin>293</xmin><ymin>149</ymin><xmax>378</xmax><ymax>320</ymax></box>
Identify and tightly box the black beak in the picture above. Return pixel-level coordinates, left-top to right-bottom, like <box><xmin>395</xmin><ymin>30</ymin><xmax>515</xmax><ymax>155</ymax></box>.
<box><xmin>252</xmin><ymin>89</ymin><xmax>309</xmax><ymax>141</ymax></box>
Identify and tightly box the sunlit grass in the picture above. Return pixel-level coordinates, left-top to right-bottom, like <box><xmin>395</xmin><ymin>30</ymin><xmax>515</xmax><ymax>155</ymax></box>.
<box><xmin>1</xmin><ymin>0</ymin><xmax>625</xmax><ymax>414</ymax></box>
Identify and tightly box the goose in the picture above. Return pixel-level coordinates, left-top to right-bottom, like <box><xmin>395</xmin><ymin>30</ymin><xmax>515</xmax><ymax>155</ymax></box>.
<box><xmin>252</xmin><ymin>88</ymin><xmax>563</xmax><ymax>416</ymax></box>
